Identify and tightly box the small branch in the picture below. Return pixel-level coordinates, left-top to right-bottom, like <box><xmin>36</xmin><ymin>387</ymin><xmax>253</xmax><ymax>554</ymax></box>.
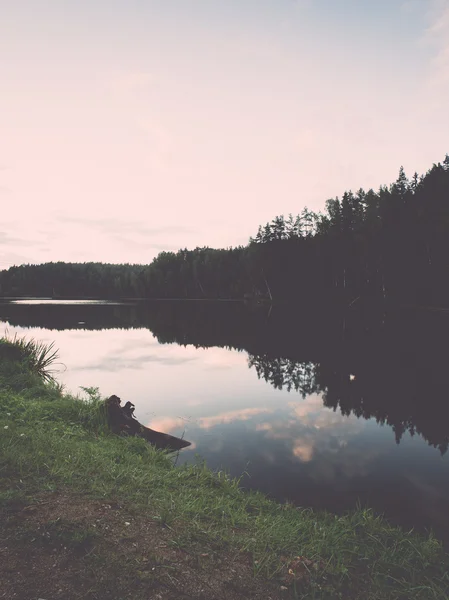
<box><xmin>261</xmin><ymin>268</ymin><xmax>273</xmax><ymax>301</ymax></box>
<box><xmin>348</xmin><ymin>296</ymin><xmax>360</xmax><ymax>308</ymax></box>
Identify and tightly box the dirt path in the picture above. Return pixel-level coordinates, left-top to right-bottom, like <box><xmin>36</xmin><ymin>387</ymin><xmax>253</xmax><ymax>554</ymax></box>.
<box><xmin>1</xmin><ymin>491</ymin><xmax>294</xmax><ymax>600</ymax></box>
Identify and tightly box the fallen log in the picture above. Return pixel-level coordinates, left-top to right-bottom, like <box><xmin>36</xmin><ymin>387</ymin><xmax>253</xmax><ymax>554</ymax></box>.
<box><xmin>105</xmin><ymin>395</ymin><xmax>191</xmax><ymax>452</ymax></box>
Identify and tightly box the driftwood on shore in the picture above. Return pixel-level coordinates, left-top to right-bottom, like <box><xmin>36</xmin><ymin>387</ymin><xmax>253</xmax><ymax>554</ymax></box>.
<box><xmin>105</xmin><ymin>395</ymin><xmax>191</xmax><ymax>452</ymax></box>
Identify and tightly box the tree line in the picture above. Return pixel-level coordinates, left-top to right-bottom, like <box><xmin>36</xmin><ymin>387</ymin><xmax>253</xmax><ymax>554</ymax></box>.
<box><xmin>1</xmin><ymin>155</ymin><xmax>448</xmax><ymax>305</ymax></box>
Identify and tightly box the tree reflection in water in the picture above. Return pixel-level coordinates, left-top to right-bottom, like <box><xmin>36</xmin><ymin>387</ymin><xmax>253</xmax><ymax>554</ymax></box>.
<box><xmin>1</xmin><ymin>298</ymin><xmax>449</xmax><ymax>454</ymax></box>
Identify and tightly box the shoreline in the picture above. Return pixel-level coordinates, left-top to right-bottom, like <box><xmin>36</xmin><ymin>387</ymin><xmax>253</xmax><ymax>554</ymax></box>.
<box><xmin>1</xmin><ymin>335</ymin><xmax>449</xmax><ymax>599</ymax></box>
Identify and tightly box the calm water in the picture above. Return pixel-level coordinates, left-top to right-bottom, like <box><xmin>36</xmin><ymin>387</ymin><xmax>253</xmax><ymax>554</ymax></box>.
<box><xmin>2</xmin><ymin>299</ymin><xmax>449</xmax><ymax>542</ymax></box>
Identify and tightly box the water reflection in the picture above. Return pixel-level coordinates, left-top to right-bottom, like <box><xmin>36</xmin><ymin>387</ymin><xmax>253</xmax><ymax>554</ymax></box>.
<box><xmin>2</xmin><ymin>299</ymin><xmax>449</xmax><ymax>453</ymax></box>
<box><xmin>1</xmin><ymin>299</ymin><xmax>449</xmax><ymax>540</ymax></box>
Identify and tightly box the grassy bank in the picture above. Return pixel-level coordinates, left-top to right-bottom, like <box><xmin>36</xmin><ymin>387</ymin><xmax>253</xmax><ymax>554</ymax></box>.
<box><xmin>1</xmin><ymin>336</ymin><xmax>449</xmax><ymax>599</ymax></box>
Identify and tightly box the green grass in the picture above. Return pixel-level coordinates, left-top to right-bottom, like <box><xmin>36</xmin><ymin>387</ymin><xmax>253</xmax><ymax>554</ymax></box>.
<box><xmin>1</xmin><ymin>335</ymin><xmax>449</xmax><ymax>599</ymax></box>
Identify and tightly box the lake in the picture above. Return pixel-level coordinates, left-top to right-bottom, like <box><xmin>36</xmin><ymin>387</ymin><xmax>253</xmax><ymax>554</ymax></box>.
<box><xmin>2</xmin><ymin>298</ymin><xmax>449</xmax><ymax>543</ymax></box>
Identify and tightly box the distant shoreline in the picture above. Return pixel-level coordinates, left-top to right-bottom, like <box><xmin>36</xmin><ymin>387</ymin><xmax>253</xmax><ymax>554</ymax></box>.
<box><xmin>0</xmin><ymin>296</ymin><xmax>261</xmax><ymax>303</ymax></box>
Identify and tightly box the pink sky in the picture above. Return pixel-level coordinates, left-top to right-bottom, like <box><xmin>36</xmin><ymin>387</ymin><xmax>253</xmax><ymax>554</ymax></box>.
<box><xmin>1</xmin><ymin>0</ymin><xmax>448</xmax><ymax>269</ymax></box>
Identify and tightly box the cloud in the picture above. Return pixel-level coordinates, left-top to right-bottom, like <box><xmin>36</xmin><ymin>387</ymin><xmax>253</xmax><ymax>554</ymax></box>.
<box><xmin>424</xmin><ymin>0</ymin><xmax>449</xmax><ymax>95</ymax></box>
<box><xmin>0</xmin><ymin>231</ymin><xmax>40</xmax><ymax>247</ymax></box>
<box><xmin>55</xmin><ymin>215</ymin><xmax>195</xmax><ymax>238</ymax></box>
<box><xmin>109</xmin><ymin>336</ymin><xmax>160</xmax><ymax>352</ymax></box>
<box><xmin>0</xmin><ymin>251</ymin><xmax>32</xmax><ymax>270</ymax></box>
<box><xmin>147</xmin><ymin>407</ymin><xmax>274</xmax><ymax>444</ymax></box>
<box><xmin>72</xmin><ymin>352</ymin><xmax>199</xmax><ymax>372</ymax></box>
<box><xmin>49</xmin><ymin>215</ymin><xmax>196</xmax><ymax>256</ymax></box>
<box><xmin>147</xmin><ymin>416</ymin><xmax>191</xmax><ymax>434</ymax></box>
<box><xmin>197</xmin><ymin>407</ymin><xmax>272</xmax><ymax>430</ymax></box>
<box><xmin>108</xmin><ymin>235</ymin><xmax>180</xmax><ymax>253</ymax></box>
<box><xmin>0</xmin><ymin>222</ymin><xmax>58</xmax><ymax>267</ymax></box>
<box><xmin>255</xmin><ymin>422</ymin><xmax>271</xmax><ymax>432</ymax></box>
<box><xmin>201</xmin><ymin>349</ymin><xmax>247</xmax><ymax>370</ymax></box>
<box><xmin>253</xmin><ymin>395</ymin><xmax>366</xmax><ymax>465</ymax></box>
<box><xmin>292</xmin><ymin>441</ymin><xmax>314</xmax><ymax>462</ymax></box>
<box><xmin>288</xmin><ymin>395</ymin><xmax>322</xmax><ymax>419</ymax></box>
<box><xmin>0</xmin><ymin>213</ymin><xmax>197</xmax><ymax>267</ymax></box>
<box><xmin>0</xmin><ymin>227</ymin><xmax>80</xmax><ymax>269</ymax></box>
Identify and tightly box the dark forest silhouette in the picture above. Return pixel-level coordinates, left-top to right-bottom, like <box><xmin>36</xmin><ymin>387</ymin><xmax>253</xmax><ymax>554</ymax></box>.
<box><xmin>1</xmin><ymin>156</ymin><xmax>448</xmax><ymax>305</ymax></box>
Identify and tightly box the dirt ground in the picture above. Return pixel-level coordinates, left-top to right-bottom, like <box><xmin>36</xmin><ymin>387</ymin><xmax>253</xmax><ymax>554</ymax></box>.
<box><xmin>0</xmin><ymin>491</ymin><xmax>296</xmax><ymax>600</ymax></box>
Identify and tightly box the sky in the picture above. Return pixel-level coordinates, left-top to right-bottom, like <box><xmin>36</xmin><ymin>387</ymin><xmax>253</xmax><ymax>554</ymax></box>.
<box><xmin>1</xmin><ymin>0</ymin><xmax>448</xmax><ymax>269</ymax></box>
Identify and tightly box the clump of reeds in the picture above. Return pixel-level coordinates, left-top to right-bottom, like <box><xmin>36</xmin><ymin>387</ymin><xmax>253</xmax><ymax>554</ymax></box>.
<box><xmin>0</xmin><ymin>333</ymin><xmax>63</xmax><ymax>383</ymax></box>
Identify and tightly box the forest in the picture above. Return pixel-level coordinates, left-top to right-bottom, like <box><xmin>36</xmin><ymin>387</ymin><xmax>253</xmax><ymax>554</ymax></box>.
<box><xmin>1</xmin><ymin>155</ymin><xmax>448</xmax><ymax>306</ymax></box>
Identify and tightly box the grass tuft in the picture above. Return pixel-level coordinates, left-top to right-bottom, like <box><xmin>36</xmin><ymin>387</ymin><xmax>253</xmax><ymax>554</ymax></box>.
<box><xmin>1</xmin><ymin>333</ymin><xmax>64</xmax><ymax>383</ymax></box>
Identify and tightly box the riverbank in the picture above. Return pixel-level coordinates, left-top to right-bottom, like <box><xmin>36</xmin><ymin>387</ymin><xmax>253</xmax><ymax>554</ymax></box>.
<box><xmin>1</xmin><ymin>336</ymin><xmax>448</xmax><ymax>599</ymax></box>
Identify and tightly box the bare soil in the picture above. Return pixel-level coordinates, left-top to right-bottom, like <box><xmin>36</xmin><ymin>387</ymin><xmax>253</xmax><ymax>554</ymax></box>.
<box><xmin>0</xmin><ymin>491</ymin><xmax>295</xmax><ymax>600</ymax></box>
